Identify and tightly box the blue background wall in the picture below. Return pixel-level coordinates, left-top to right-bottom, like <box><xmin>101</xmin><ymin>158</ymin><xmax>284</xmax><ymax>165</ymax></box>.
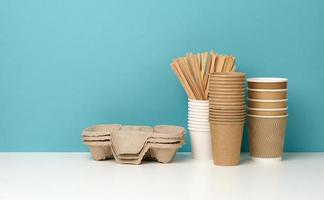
<box><xmin>1</xmin><ymin>0</ymin><xmax>323</xmax><ymax>151</ymax></box>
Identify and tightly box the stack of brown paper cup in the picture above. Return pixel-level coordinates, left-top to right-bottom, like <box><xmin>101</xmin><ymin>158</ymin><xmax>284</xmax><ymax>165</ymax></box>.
<box><xmin>188</xmin><ymin>99</ymin><xmax>212</xmax><ymax>160</ymax></box>
<box><xmin>208</xmin><ymin>72</ymin><xmax>246</xmax><ymax>166</ymax></box>
<box><xmin>247</xmin><ymin>77</ymin><xmax>288</xmax><ymax>162</ymax></box>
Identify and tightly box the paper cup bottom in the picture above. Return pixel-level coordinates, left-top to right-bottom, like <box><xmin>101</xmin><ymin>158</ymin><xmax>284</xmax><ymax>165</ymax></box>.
<box><xmin>252</xmin><ymin>157</ymin><xmax>282</xmax><ymax>163</ymax></box>
<box><xmin>190</xmin><ymin>131</ymin><xmax>212</xmax><ymax>160</ymax></box>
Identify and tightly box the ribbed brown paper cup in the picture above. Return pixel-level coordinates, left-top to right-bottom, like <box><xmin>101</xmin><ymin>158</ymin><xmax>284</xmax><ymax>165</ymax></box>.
<box><xmin>209</xmin><ymin>91</ymin><xmax>245</xmax><ymax>96</ymax></box>
<box><xmin>209</xmin><ymin>104</ymin><xmax>246</xmax><ymax>110</ymax></box>
<box><xmin>208</xmin><ymin>93</ymin><xmax>245</xmax><ymax>101</ymax></box>
<box><xmin>247</xmin><ymin>78</ymin><xmax>287</xmax><ymax>89</ymax></box>
<box><xmin>248</xmin><ymin>100</ymin><xmax>287</xmax><ymax>109</ymax></box>
<box><xmin>210</xmin><ymin>123</ymin><xmax>244</xmax><ymax>166</ymax></box>
<box><xmin>209</xmin><ymin>117</ymin><xmax>246</xmax><ymax>122</ymax></box>
<box><xmin>209</xmin><ymin>111</ymin><xmax>246</xmax><ymax>117</ymax></box>
<box><xmin>209</xmin><ymin>108</ymin><xmax>246</xmax><ymax>114</ymax></box>
<box><xmin>248</xmin><ymin>89</ymin><xmax>287</xmax><ymax>100</ymax></box>
<box><xmin>247</xmin><ymin>108</ymin><xmax>287</xmax><ymax>116</ymax></box>
<box><xmin>209</xmin><ymin>83</ymin><xmax>245</xmax><ymax>89</ymax></box>
<box><xmin>209</xmin><ymin>80</ymin><xmax>245</xmax><ymax>85</ymax></box>
<box><xmin>210</xmin><ymin>72</ymin><xmax>245</xmax><ymax>78</ymax></box>
<box><xmin>209</xmin><ymin>98</ymin><xmax>246</xmax><ymax>104</ymax></box>
<box><xmin>210</xmin><ymin>101</ymin><xmax>245</xmax><ymax>106</ymax></box>
<box><xmin>248</xmin><ymin>115</ymin><xmax>287</xmax><ymax>159</ymax></box>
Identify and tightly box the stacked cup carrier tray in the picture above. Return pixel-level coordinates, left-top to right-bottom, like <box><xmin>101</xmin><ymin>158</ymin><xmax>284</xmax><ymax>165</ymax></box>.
<box><xmin>82</xmin><ymin>124</ymin><xmax>185</xmax><ymax>165</ymax></box>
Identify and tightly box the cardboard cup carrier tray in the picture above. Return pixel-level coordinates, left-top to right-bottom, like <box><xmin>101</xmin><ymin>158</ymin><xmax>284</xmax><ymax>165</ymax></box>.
<box><xmin>82</xmin><ymin>124</ymin><xmax>185</xmax><ymax>164</ymax></box>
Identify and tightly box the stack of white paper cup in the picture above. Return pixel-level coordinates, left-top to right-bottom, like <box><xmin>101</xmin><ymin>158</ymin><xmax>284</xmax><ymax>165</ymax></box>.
<box><xmin>188</xmin><ymin>99</ymin><xmax>212</xmax><ymax>160</ymax></box>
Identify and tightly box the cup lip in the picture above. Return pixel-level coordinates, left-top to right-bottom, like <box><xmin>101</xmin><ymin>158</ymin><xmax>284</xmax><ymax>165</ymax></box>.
<box><xmin>188</xmin><ymin>124</ymin><xmax>210</xmax><ymax>128</ymax></box>
<box><xmin>248</xmin><ymin>98</ymin><xmax>288</xmax><ymax>102</ymax></box>
<box><xmin>209</xmin><ymin>72</ymin><xmax>246</xmax><ymax>77</ymax></box>
<box><xmin>209</xmin><ymin>80</ymin><xmax>245</xmax><ymax>84</ymax></box>
<box><xmin>247</xmin><ymin>88</ymin><xmax>288</xmax><ymax>92</ymax></box>
<box><xmin>209</xmin><ymin>95</ymin><xmax>245</xmax><ymax>98</ymax></box>
<box><xmin>209</xmin><ymin>102</ymin><xmax>245</xmax><ymax>106</ymax></box>
<box><xmin>188</xmin><ymin>99</ymin><xmax>209</xmax><ymax>103</ymax></box>
<box><xmin>188</xmin><ymin>108</ymin><xmax>209</xmax><ymax>112</ymax></box>
<box><xmin>247</xmin><ymin>114</ymin><xmax>288</xmax><ymax>118</ymax></box>
<box><xmin>188</xmin><ymin>127</ymin><xmax>210</xmax><ymax>131</ymax></box>
<box><xmin>189</xmin><ymin>130</ymin><xmax>211</xmax><ymax>133</ymax></box>
<box><xmin>247</xmin><ymin>77</ymin><xmax>288</xmax><ymax>83</ymax></box>
<box><xmin>210</xmin><ymin>121</ymin><xmax>245</xmax><ymax>125</ymax></box>
<box><xmin>247</xmin><ymin>107</ymin><xmax>288</xmax><ymax>111</ymax></box>
<box><xmin>188</xmin><ymin>113</ymin><xmax>209</xmax><ymax>117</ymax></box>
<box><xmin>188</xmin><ymin>118</ymin><xmax>209</xmax><ymax>122</ymax></box>
<box><xmin>188</xmin><ymin>121</ymin><xmax>210</xmax><ymax>125</ymax></box>
<box><xmin>209</xmin><ymin>117</ymin><xmax>246</xmax><ymax>120</ymax></box>
<box><xmin>188</xmin><ymin>105</ymin><xmax>209</xmax><ymax>108</ymax></box>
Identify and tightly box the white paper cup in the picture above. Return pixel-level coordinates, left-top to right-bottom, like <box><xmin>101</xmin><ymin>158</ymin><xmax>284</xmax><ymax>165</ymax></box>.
<box><xmin>188</xmin><ymin>126</ymin><xmax>210</xmax><ymax>131</ymax></box>
<box><xmin>188</xmin><ymin>120</ymin><xmax>209</xmax><ymax>125</ymax></box>
<box><xmin>188</xmin><ymin>107</ymin><xmax>209</xmax><ymax>112</ymax></box>
<box><xmin>188</xmin><ymin>99</ymin><xmax>209</xmax><ymax>106</ymax></box>
<box><xmin>188</xmin><ymin>112</ymin><xmax>209</xmax><ymax>117</ymax></box>
<box><xmin>190</xmin><ymin>130</ymin><xmax>213</xmax><ymax>160</ymax></box>
<box><xmin>188</xmin><ymin>123</ymin><xmax>210</xmax><ymax>129</ymax></box>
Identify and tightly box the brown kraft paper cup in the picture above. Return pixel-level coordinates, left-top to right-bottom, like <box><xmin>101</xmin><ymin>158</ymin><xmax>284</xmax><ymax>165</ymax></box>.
<box><xmin>209</xmin><ymin>91</ymin><xmax>245</xmax><ymax>96</ymax></box>
<box><xmin>209</xmin><ymin>108</ymin><xmax>246</xmax><ymax>114</ymax></box>
<box><xmin>209</xmin><ymin>104</ymin><xmax>246</xmax><ymax>110</ymax></box>
<box><xmin>209</xmin><ymin>94</ymin><xmax>245</xmax><ymax>99</ymax></box>
<box><xmin>247</xmin><ymin>108</ymin><xmax>287</xmax><ymax>116</ymax></box>
<box><xmin>210</xmin><ymin>123</ymin><xmax>244</xmax><ymax>166</ymax></box>
<box><xmin>209</xmin><ymin>116</ymin><xmax>246</xmax><ymax>122</ymax></box>
<box><xmin>208</xmin><ymin>83</ymin><xmax>245</xmax><ymax>89</ymax></box>
<box><xmin>247</xmin><ymin>78</ymin><xmax>287</xmax><ymax>89</ymax></box>
<box><xmin>209</xmin><ymin>101</ymin><xmax>245</xmax><ymax>106</ymax></box>
<box><xmin>248</xmin><ymin>115</ymin><xmax>287</xmax><ymax>158</ymax></box>
<box><xmin>248</xmin><ymin>90</ymin><xmax>287</xmax><ymax>100</ymax></box>
<box><xmin>248</xmin><ymin>100</ymin><xmax>287</xmax><ymax>109</ymax></box>
<box><xmin>209</xmin><ymin>98</ymin><xmax>246</xmax><ymax>103</ymax></box>
<box><xmin>209</xmin><ymin>111</ymin><xmax>246</xmax><ymax>117</ymax></box>
<box><xmin>209</xmin><ymin>72</ymin><xmax>245</xmax><ymax>78</ymax></box>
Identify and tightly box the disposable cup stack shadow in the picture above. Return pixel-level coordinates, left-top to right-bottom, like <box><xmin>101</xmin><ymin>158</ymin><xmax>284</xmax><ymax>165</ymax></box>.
<box><xmin>208</xmin><ymin>72</ymin><xmax>246</xmax><ymax>166</ymax></box>
<box><xmin>247</xmin><ymin>78</ymin><xmax>288</xmax><ymax>162</ymax></box>
<box><xmin>187</xmin><ymin>99</ymin><xmax>212</xmax><ymax>160</ymax></box>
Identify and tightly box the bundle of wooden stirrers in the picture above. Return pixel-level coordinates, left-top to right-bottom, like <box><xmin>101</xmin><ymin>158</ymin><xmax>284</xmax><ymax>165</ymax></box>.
<box><xmin>171</xmin><ymin>50</ymin><xmax>236</xmax><ymax>100</ymax></box>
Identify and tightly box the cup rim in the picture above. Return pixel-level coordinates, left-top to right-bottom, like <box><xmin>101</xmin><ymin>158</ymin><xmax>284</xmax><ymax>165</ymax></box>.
<box><xmin>209</xmin><ymin>72</ymin><xmax>245</xmax><ymax>77</ymax></box>
<box><xmin>248</xmin><ymin>98</ymin><xmax>288</xmax><ymax>102</ymax></box>
<box><xmin>247</xmin><ymin>107</ymin><xmax>288</xmax><ymax>111</ymax></box>
<box><xmin>247</xmin><ymin>114</ymin><xmax>288</xmax><ymax>118</ymax></box>
<box><xmin>188</xmin><ymin>127</ymin><xmax>210</xmax><ymax>131</ymax></box>
<box><xmin>247</xmin><ymin>77</ymin><xmax>288</xmax><ymax>83</ymax></box>
<box><xmin>188</xmin><ymin>124</ymin><xmax>210</xmax><ymax>128</ymax></box>
<box><xmin>247</xmin><ymin>88</ymin><xmax>288</xmax><ymax>92</ymax></box>
<box><xmin>210</xmin><ymin>103</ymin><xmax>245</xmax><ymax>106</ymax></box>
<box><xmin>209</xmin><ymin>82</ymin><xmax>246</xmax><ymax>85</ymax></box>
<box><xmin>210</xmin><ymin>121</ymin><xmax>245</xmax><ymax>125</ymax></box>
<box><xmin>189</xmin><ymin>107</ymin><xmax>209</xmax><ymax>110</ymax></box>
<box><xmin>188</xmin><ymin>99</ymin><xmax>209</xmax><ymax>103</ymax></box>
<box><xmin>188</xmin><ymin>119</ymin><xmax>209</xmax><ymax>122</ymax></box>
<box><xmin>188</xmin><ymin>121</ymin><xmax>210</xmax><ymax>125</ymax></box>
<box><xmin>188</xmin><ymin>113</ymin><xmax>209</xmax><ymax>117</ymax></box>
<box><xmin>189</xmin><ymin>130</ymin><xmax>211</xmax><ymax>133</ymax></box>
<box><xmin>209</xmin><ymin>95</ymin><xmax>245</xmax><ymax>98</ymax></box>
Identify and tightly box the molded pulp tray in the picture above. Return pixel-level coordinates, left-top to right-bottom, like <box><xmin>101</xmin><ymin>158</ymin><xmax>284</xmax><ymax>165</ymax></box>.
<box><xmin>82</xmin><ymin>124</ymin><xmax>185</xmax><ymax>165</ymax></box>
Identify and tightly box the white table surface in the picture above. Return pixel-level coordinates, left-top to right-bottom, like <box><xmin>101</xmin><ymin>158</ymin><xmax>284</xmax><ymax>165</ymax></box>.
<box><xmin>0</xmin><ymin>152</ymin><xmax>323</xmax><ymax>200</ymax></box>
